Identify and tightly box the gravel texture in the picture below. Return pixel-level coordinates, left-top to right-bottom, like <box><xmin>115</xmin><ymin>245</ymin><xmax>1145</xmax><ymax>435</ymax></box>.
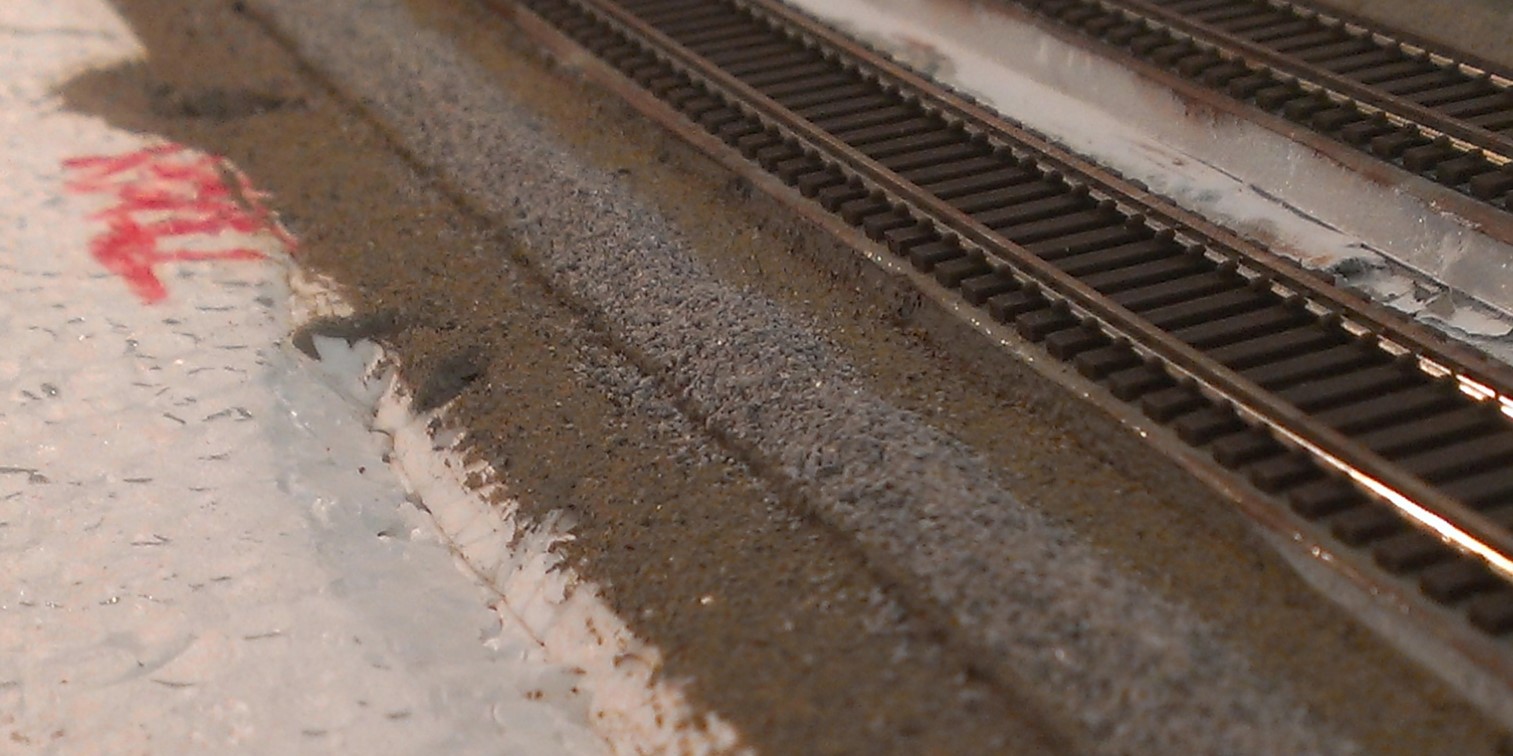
<box><xmin>71</xmin><ymin>0</ymin><xmax>1511</xmax><ymax>751</ymax></box>
<box><xmin>68</xmin><ymin>2</ymin><xmax>1075</xmax><ymax>752</ymax></box>
<box><xmin>233</xmin><ymin>0</ymin><xmax>1378</xmax><ymax>752</ymax></box>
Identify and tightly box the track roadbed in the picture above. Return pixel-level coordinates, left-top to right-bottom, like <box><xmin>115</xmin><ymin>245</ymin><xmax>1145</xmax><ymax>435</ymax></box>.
<box><xmin>79</xmin><ymin>0</ymin><xmax>1512</xmax><ymax>752</ymax></box>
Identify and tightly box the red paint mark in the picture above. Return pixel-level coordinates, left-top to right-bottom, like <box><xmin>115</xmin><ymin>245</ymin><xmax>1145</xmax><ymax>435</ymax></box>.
<box><xmin>63</xmin><ymin>144</ymin><xmax>295</xmax><ymax>303</ymax></box>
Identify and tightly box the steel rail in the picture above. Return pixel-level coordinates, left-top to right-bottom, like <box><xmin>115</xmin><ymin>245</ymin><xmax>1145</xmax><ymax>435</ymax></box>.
<box><xmin>740</xmin><ymin>0</ymin><xmax>1513</xmax><ymax>404</ymax></box>
<box><xmin>988</xmin><ymin>0</ymin><xmax>1513</xmax><ymax>222</ymax></box>
<box><xmin>1270</xmin><ymin>0</ymin><xmax>1513</xmax><ymax>90</ymax></box>
<box><xmin>567</xmin><ymin>0</ymin><xmax>1513</xmax><ymax>581</ymax></box>
<box><xmin>1093</xmin><ymin>0</ymin><xmax>1513</xmax><ymax>163</ymax></box>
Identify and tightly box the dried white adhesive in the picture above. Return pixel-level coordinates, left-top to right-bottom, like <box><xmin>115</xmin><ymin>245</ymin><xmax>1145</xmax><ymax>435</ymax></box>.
<box><xmin>791</xmin><ymin>0</ymin><xmax>1513</xmax><ymax>361</ymax></box>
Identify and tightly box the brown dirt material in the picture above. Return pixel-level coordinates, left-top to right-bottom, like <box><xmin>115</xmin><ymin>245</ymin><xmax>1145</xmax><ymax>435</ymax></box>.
<box><xmin>62</xmin><ymin>1</ymin><xmax>1070</xmax><ymax>753</ymax></box>
<box><xmin>60</xmin><ymin>0</ymin><xmax>1511</xmax><ymax>753</ymax></box>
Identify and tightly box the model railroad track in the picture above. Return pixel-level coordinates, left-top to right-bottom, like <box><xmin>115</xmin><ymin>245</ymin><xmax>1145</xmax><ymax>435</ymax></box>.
<box><xmin>1003</xmin><ymin>0</ymin><xmax>1513</xmax><ymax>219</ymax></box>
<box><xmin>502</xmin><ymin>0</ymin><xmax>1513</xmax><ymax>666</ymax></box>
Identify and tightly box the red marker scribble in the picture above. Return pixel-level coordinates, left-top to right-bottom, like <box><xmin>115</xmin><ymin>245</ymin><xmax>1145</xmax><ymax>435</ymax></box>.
<box><xmin>63</xmin><ymin>144</ymin><xmax>295</xmax><ymax>303</ymax></box>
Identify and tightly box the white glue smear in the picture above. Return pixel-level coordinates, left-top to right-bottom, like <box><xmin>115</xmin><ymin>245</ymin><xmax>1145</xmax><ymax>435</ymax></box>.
<box><xmin>290</xmin><ymin>272</ymin><xmax>748</xmax><ymax>756</ymax></box>
<box><xmin>785</xmin><ymin>0</ymin><xmax>1513</xmax><ymax>361</ymax></box>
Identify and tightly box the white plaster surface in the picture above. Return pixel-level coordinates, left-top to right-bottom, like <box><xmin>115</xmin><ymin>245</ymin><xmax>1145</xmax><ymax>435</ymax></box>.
<box><xmin>0</xmin><ymin>1</ymin><xmax>735</xmax><ymax>752</ymax></box>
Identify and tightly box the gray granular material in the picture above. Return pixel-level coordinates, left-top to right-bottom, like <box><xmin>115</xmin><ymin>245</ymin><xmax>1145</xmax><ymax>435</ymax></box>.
<box><xmin>248</xmin><ymin>0</ymin><xmax>1358</xmax><ymax>752</ymax></box>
